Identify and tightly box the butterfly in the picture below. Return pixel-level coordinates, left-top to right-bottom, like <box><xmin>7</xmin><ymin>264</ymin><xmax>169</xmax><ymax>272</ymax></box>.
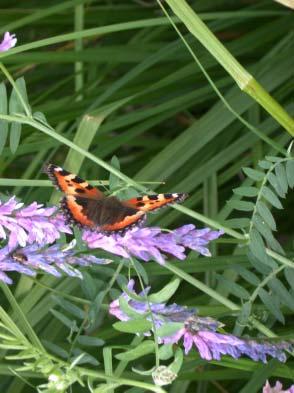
<box><xmin>44</xmin><ymin>163</ymin><xmax>188</xmax><ymax>235</ymax></box>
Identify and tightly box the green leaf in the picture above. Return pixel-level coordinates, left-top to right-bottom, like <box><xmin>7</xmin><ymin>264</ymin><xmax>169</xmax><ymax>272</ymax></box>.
<box><xmin>243</xmin><ymin>167</ymin><xmax>264</xmax><ymax>181</ymax></box>
<box><xmin>284</xmin><ymin>268</ymin><xmax>294</xmax><ymax>292</ymax></box>
<box><xmin>262</xmin><ymin>186</ymin><xmax>283</xmax><ymax>209</ymax></box>
<box><xmin>52</xmin><ymin>295</ymin><xmax>85</xmax><ymax>320</ymax></box>
<box><xmin>132</xmin><ymin>367</ymin><xmax>155</xmax><ymax>376</ymax></box>
<box><xmin>132</xmin><ymin>258</ymin><xmax>149</xmax><ymax>285</ymax></box>
<box><xmin>275</xmin><ymin>163</ymin><xmax>288</xmax><ymax>194</ymax></box>
<box><xmin>15</xmin><ymin>77</ymin><xmax>31</xmax><ymax>113</ymax></box>
<box><xmin>258</xmin><ymin>288</ymin><xmax>284</xmax><ymax>323</ymax></box>
<box><xmin>239</xmin><ymin>359</ymin><xmax>280</xmax><ymax>393</ymax></box>
<box><xmin>9</xmin><ymin>122</ymin><xmax>21</xmax><ymax>154</ymax></box>
<box><xmin>0</xmin><ymin>83</ymin><xmax>8</xmax><ymax>155</ymax></box>
<box><xmin>33</xmin><ymin>111</ymin><xmax>48</xmax><ymax>125</ymax></box>
<box><xmin>8</xmin><ymin>78</ymin><xmax>28</xmax><ymax>154</ymax></box>
<box><xmin>265</xmin><ymin>233</ymin><xmax>285</xmax><ymax>255</ymax></box>
<box><xmin>148</xmin><ymin>278</ymin><xmax>180</xmax><ymax>303</ymax></box>
<box><xmin>122</xmin><ymin>284</ymin><xmax>145</xmax><ymax>303</ymax></box>
<box><xmin>268</xmin><ymin>278</ymin><xmax>294</xmax><ymax>311</ymax></box>
<box><xmin>94</xmin><ymin>383</ymin><xmax>120</xmax><ymax>393</ymax></box>
<box><xmin>232</xmin><ymin>265</ymin><xmax>260</xmax><ymax>286</ymax></box>
<box><xmin>216</xmin><ymin>274</ymin><xmax>250</xmax><ymax>299</ymax></box>
<box><xmin>71</xmin><ymin>348</ymin><xmax>99</xmax><ymax>366</ymax></box>
<box><xmin>265</xmin><ymin>156</ymin><xmax>282</xmax><ymax>163</ymax></box>
<box><xmin>233</xmin><ymin>186</ymin><xmax>258</xmax><ymax>197</ymax></box>
<box><xmin>258</xmin><ymin>160</ymin><xmax>272</xmax><ymax>170</ymax></box>
<box><xmin>256</xmin><ymin>201</ymin><xmax>276</xmax><ymax>231</ymax></box>
<box><xmin>235</xmin><ymin>301</ymin><xmax>252</xmax><ymax>328</ymax></box>
<box><xmin>88</xmin><ymin>290</ymin><xmax>107</xmax><ymax>325</ymax></box>
<box><xmin>76</xmin><ymin>335</ymin><xmax>105</xmax><ymax>347</ymax></box>
<box><xmin>227</xmin><ymin>200</ymin><xmax>255</xmax><ymax>212</ymax></box>
<box><xmin>119</xmin><ymin>296</ymin><xmax>146</xmax><ymax>319</ymax></box>
<box><xmin>50</xmin><ymin>309</ymin><xmax>78</xmax><ymax>332</ymax></box>
<box><xmin>157</xmin><ymin>322</ymin><xmax>184</xmax><ymax>338</ymax></box>
<box><xmin>247</xmin><ymin>251</ymin><xmax>275</xmax><ymax>274</ymax></box>
<box><xmin>43</xmin><ymin>339</ymin><xmax>69</xmax><ymax>359</ymax></box>
<box><xmin>113</xmin><ymin>319</ymin><xmax>152</xmax><ymax>334</ymax></box>
<box><xmin>109</xmin><ymin>155</ymin><xmax>121</xmax><ymax>191</ymax></box>
<box><xmin>169</xmin><ymin>348</ymin><xmax>184</xmax><ymax>374</ymax></box>
<box><xmin>225</xmin><ymin>218</ymin><xmax>250</xmax><ymax>229</ymax></box>
<box><xmin>80</xmin><ymin>271</ymin><xmax>97</xmax><ymax>300</ymax></box>
<box><xmin>252</xmin><ymin>215</ymin><xmax>274</xmax><ymax>245</ymax></box>
<box><xmin>249</xmin><ymin>228</ymin><xmax>267</xmax><ymax>264</ymax></box>
<box><xmin>115</xmin><ymin>340</ymin><xmax>155</xmax><ymax>361</ymax></box>
<box><xmin>159</xmin><ymin>344</ymin><xmax>174</xmax><ymax>360</ymax></box>
<box><xmin>286</xmin><ymin>160</ymin><xmax>294</xmax><ymax>188</ymax></box>
<box><xmin>267</xmin><ymin>173</ymin><xmax>285</xmax><ymax>198</ymax></box>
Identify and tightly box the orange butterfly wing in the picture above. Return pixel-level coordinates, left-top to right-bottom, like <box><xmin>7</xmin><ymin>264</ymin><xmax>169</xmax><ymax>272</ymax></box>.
<box><xmin>44</xmin><ymin>163</ymin><xmax>188</xmax><ymax>235</ymax></box>
<box><xmin>44</xmin><ymin>163</ymin><xmax>103</xmax><ymax>199</ymax></box>
<box><xmin>124</xmin><ymin>193</ymin><xmax>188</xmax><ymax>213</ymax></box>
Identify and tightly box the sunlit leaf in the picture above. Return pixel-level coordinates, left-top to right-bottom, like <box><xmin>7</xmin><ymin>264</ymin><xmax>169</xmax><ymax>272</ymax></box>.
<box><xmin>216</xmin><ymin>274</ymin><xmax>250</xmax><ymax>299</ymax></box>
<box><xmin>267</xmin><ymin>278</ymin><xmax>294</xmax><ymax>311</ymax></box>
<box><xmin>258</xmin><ymin>160</ymin><xmax>272</xmax><ymax>170</ymax></box>
<box><xmin>243</xmin><ymin>167</ymin><xmax>264</xmax><ymax>181</ymax></box>
<box><xmin>256</xmin><ymin>201</ymin><xmax>276</xmax><ymax>231</ymax></box>
<box><xmin>113</xmin><ymin>319</ymin><xmax>152</xmax><ymax>333</ymax></box>
<box><xmin>262</xmin><ymin>186</ymin><xmax>283</xmax><ymax>209</ymax></box>
<box><xmin>227</xmin><ymin>200</ymin><xmax>255</xmax><ymax>211</ymax></box>
<box><xmin>267</xmin><ymin>173</ymin><xmax>285</xmax><ymax>198</ymax></box>
<box><xmin>275</xmin><ymin>163</ymin><xmax>288</xmax><ymax>194</ymax></box>
<box><xmin>233</xmin><ymin>186</ymin><xmax>258</xmax><ymax>197</ymax></box>
<box><xmin>148</xmin><ymin>278</ymin><xmax>180</xmax><ymax>303</ymax></box>
<box><xmin>115</xmin><ymin>340</ymin><xmax>155</xmax><ymax>361</ymax></box>
<box><xmin>286</xmin><ymin>160</ymin><xmax>294</xmax><ymax>188</ymax></box>
<box><xmin>258</xmin><ymin>288</ymin><xmax>285</xmax><ymax>323</ymax></box>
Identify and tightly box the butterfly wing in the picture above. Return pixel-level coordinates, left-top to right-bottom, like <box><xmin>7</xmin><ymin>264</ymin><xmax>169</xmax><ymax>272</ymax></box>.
<box><xmin>44</xmin><ymin>164</ymin><xmax>187</xmax><ymax>234</ymax></box>
<box><xmin>44</xmin><ymin>163</ymin><xmax>103</xmax><ymax>199</ymax></box>
<box><xmin>61</xmin><ymin>195</ymin><xmax>146</xmax><ymax>234</ymax></box>
<box><xmin>123</xmin><ymin>193</ymin><xmax>188</xmax><ymax>213</ymax></box>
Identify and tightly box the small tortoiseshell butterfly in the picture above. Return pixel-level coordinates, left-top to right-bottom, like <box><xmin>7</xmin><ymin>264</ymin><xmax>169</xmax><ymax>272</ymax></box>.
<box><xmin>44</xmin><ymin>163</ymin><xmax>188</xmax><ymax>235</ymax></box>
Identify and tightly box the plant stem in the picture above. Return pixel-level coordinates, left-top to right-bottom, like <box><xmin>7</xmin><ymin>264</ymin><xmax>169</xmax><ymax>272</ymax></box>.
<box><xmin>164</xmin><ymin>0</ymin><xmax>294</xmax><ymax>136</ymax></box>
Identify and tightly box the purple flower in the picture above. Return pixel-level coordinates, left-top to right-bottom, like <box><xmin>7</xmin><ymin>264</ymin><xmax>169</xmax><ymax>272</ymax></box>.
<box><xmin>161</xmin><ymin>316</ymin><xmax>291</xmax><ymax>362</ymax></box>
<box><xmin>263</xmin><ymin>381</ymin><xmax>294</xmax><ymax>393</ymax></box>
<box><xmin>0</xmin><ymin>197</ymin><xmax>72</xmax><ymax>250</ymax></box>
<box><xmin>83</xmin><ymin>224</ymin><xmax>223</xmax><ymax>264</ymax></box>
<box><xmin>0</xmin><ymin>243</ymin><xmax>112</xmax><ymax>284</ymax></box>
<box><xmin>0</xmin><ymin>32</ymin><xmax>17</xmax><ymax>52</ymax></box>
<box><xmin>110</xmin><ymin>281</ymin><xmax>293</xmax><ymax>363</ymax></box>
<box><xmin>109</xmin><ymin>279</ymin><xmax>195</xmax><ymax>329</ymax></box>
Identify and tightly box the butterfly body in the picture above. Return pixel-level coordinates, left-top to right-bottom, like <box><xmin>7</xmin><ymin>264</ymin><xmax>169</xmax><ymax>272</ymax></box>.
<box><xmin>44</xmin><ymin>163</ymin><xmax>187</xmax><ymax>235</ymax></box>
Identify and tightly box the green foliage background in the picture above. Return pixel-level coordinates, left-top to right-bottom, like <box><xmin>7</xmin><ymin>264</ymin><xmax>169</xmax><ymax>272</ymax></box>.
<box><xmin>0</xmin><ymin>0</ymin><xmax>293</xmax><ymax>392</ymax></box>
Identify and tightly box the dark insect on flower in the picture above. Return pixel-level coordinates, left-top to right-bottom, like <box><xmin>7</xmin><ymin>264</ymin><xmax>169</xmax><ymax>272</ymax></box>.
<box><xmin>11</xmin><ymin>251</ymin><xmax>28</xmax><ymax>263</ymax></box>
<box><xmin>0</xmin><ymin>243</ymin><xmax>112</xmax><ymax>284</ymax></box>
<box><xmin>44</xmin><ymin>163</ymin><xmax>188</xmax><ymax>235</ymax></box>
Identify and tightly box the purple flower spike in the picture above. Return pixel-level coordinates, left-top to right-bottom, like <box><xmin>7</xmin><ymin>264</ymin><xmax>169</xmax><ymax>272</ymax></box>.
<box><xmin>110</xmin><ymin>281</ymin><xmax>293</xmax><ymax>364</ymax></box>
<box><xmin>0</xmin><ymin>32</ymin><xmax>17</xmax><ymax>52</ymax></box>
<box><xmin>0</xmin><ymin>197</ymin><xmax>72</xmax><ymax>250</ymax></box>
<box><xmin>263</xmin><ymin>381</ymin><xmax>294</xmax><ymax>393</ymax></box>
<box><xmin>0</xmin><ymin>243</ymin><xmax>112</xmax><ymax>284</ymax></box>
<box><xmin>83</xmin><ymin>224</ymin><xmax>223</xmax><ymax>264</ymax></box>
<box><xmin>109</xmin><ymin>279</ymin><xmax>195</xmax><ymax>329</ymax></box>
<box><xmin>161</xmin><ymin>315</ymin><xmax>292</xmax><ymax>362</ymax></box>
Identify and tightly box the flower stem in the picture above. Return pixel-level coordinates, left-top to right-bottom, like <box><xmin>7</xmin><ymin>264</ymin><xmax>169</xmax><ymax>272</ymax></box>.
<box><xmin>129</xmin><ymin>257</ymin><xmax>160</xmax><ymax>368</ymax></box>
